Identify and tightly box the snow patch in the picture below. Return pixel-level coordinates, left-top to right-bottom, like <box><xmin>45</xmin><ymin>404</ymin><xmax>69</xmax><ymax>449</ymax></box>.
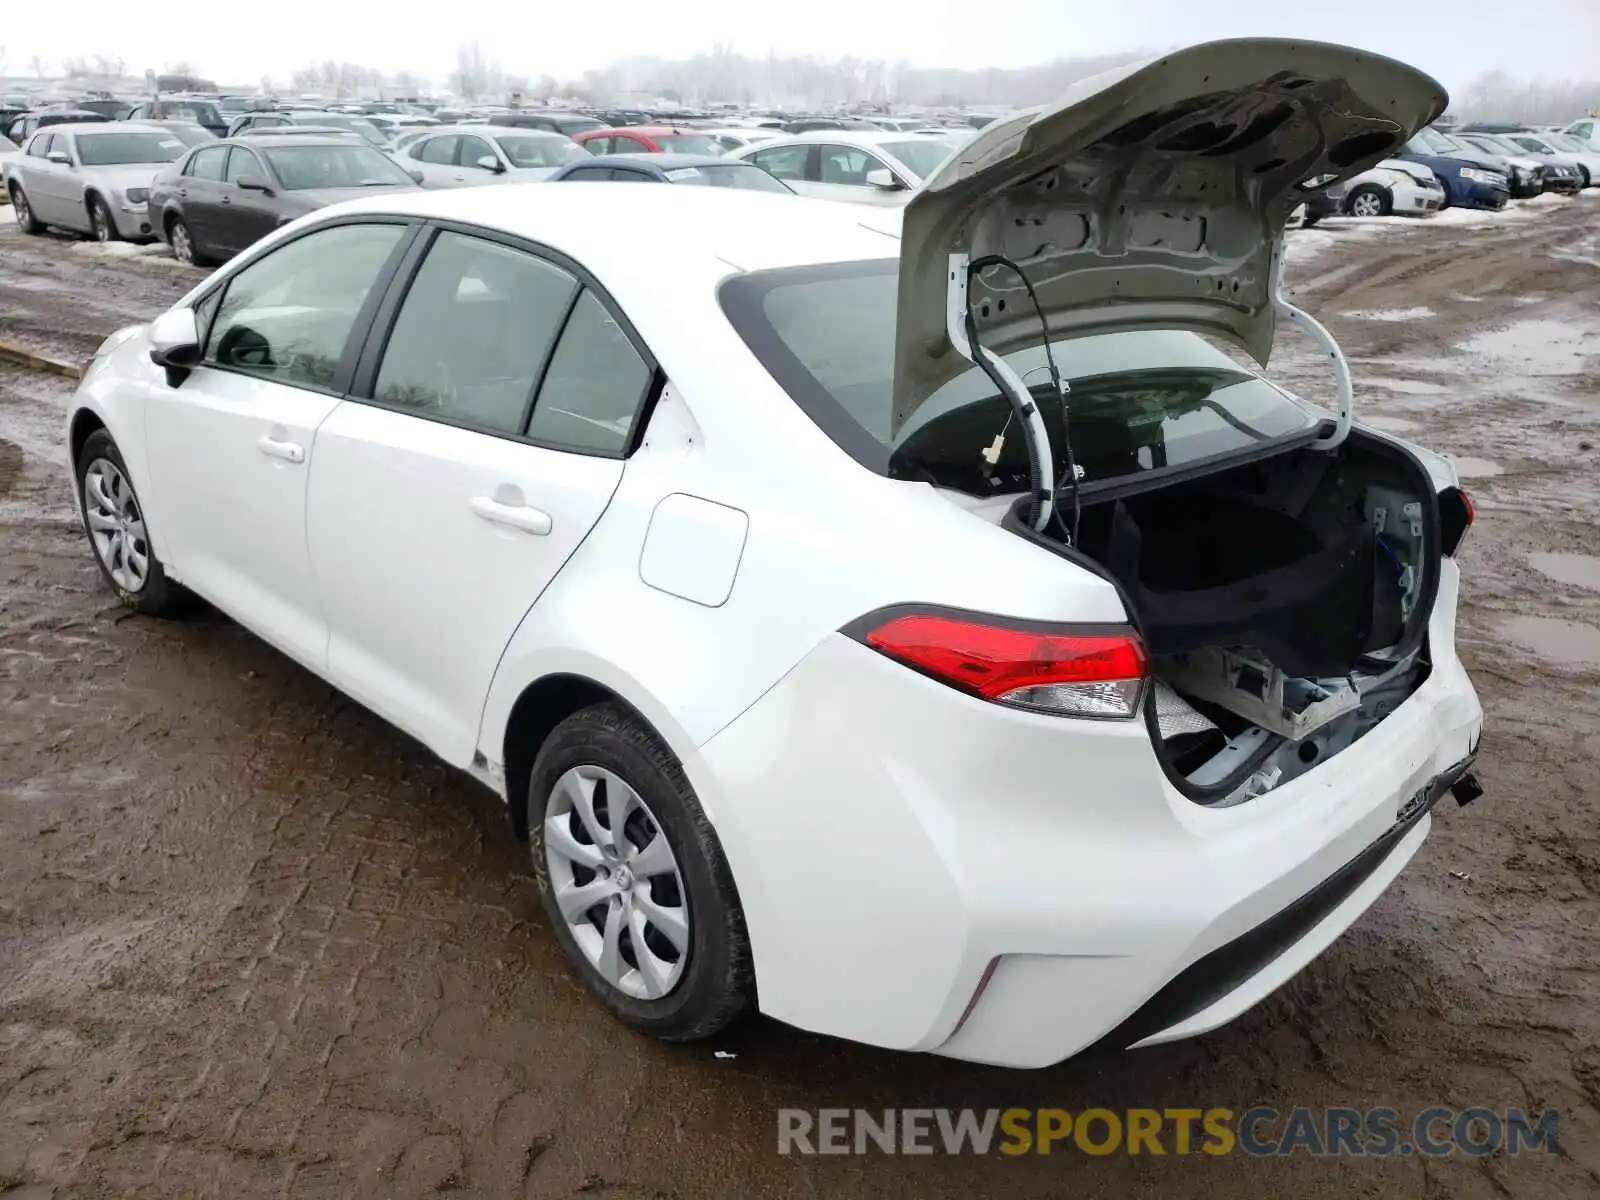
<box><xmin>1456</xmin><ymin>320</ymin><xmax>1592</xmax><ymax>377</ymax></box>
<box><xmin>1342</xmin><ymin>307</ymin><xmax>1434</xmax><ymax>322</ymax></box>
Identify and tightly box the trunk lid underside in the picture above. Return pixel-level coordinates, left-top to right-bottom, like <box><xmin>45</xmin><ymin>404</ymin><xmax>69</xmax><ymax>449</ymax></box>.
<box><xmin>892</xmin><ymin>38</ymin><xmax>1447</xmax><ymax>436</ymax></box>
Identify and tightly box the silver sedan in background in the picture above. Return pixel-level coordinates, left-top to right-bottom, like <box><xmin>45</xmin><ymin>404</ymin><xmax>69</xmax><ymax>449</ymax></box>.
<box><xmin>6</xmin><ymin>122</ymin><xmax>188</xmax><ymax>241</ymax></box>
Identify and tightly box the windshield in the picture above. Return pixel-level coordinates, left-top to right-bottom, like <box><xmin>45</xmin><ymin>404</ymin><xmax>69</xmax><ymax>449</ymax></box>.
<box><xmin>162</xmin><ymin>102</ymin><xmax>219</xmax><ymax>124</ymax></box>
<box><xmin>262</xmin><ymin>145</ymin><xmax>414</xmax><ymax>189</ymax></box>
<box><xmin>1409</xmin><ymin>128</ymin><xmax>1457</xmax><ymax>155</ymax></box>
<box><xmin>495</xmin><ymin>135</ymin><xmax>589</xmax><ymax>168</ymax></box>
<box><xmin>656</xmin><ymin>133</ymin><xmax>723</xmax><ymax>154</ymax></box>
<box><xmin>720</xmin><ymin>261</ymin><xmax>1317</xmax><ymax>495</ymax></box>
<box><xmin>161</xmin><ymin>124</ymin><xmax>216</xmax><ymax>147</ymax></box>
<box><xmin>1511</xmin><ymin>135</ymin><xmax>1555</xmax><ymax>154</ymax></box>
<box><xmin>664</xmin><ymin>163</ymin><xmax>792</xmax><ymax>192</ymax></box>
<box><xmin>76</xmin><ymin>131</ymin><xmax>187</xmax><ymax>165</ymax></box>
<box><xmin>883</xmin><ymin>139</ymin><xmax>960</xmax><ymax>179</ymax></box>
<box><xmin>1544</xmin><ymin>133</ymin><xmax>1585</xmax><ymax>152</ymax></box>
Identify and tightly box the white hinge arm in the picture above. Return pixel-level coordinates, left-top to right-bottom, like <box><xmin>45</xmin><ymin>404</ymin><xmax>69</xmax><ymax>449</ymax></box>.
<box><xmin>946</xmin><ymin>253</ymin><xmax>1056</xmax><ymax>531</ymax></box>
<box><xmin>1271</xmin><ymin>249</ymin><xmax>1353</xmax><ymax>452</ymax></box>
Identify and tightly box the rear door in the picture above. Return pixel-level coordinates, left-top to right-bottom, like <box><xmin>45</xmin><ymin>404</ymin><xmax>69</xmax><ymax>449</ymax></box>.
<box><xmin>305</xmin><ymin>226</ymin><xmax>654</xmax><ymax>764</ymax></box>
<box><xmin>406</xmin><ymin>133</ymin><xmax>463</xmax><ymax>186</ymax></box>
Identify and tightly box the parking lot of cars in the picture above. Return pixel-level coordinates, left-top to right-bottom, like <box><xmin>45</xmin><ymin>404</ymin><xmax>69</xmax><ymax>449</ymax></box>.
<box><xmin>1</xmin><ymin>50</ymin><xmax>1600</xmax><ymax>1200</ymax></box>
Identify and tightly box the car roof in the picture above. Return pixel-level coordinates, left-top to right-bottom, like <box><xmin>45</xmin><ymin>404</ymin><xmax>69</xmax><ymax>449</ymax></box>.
<box><xmin>303</xmin><ymin>185</ymin><xmax>899</xmax><ymax>278</ymax></box>
<box><xmin>52</xmin><ymin>121</ymin><xmax>159</xmax><ymax>136</ymax></box>
<box><xmin>605</xmin><ymin>152</ymin><xmax>743</xmax><ymax>170</ymax></box>
<box><xmin>581</xmin><ymin>125</ymin><xmax>702</xmax><ymax>138</ymax></box>
<box><xmin>427</xmin><ymin>125</ymin><xmax>568</xmax><ymax>139</ymax></box>
<box><xmin>227</xmin><ymin>134</ymin><xmax>371</xmax><ymax>148</ymax></box>
<box><xmin>762</xmin><ymin>129</ymin><xmax>948</xmax><ymax>147</ymax></box>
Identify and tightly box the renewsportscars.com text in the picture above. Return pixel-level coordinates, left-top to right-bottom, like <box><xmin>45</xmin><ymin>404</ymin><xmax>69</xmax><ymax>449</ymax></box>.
<box><xmin>777</xmin><ymin>1107</ymin><xmax>1559</xmax><ymax>1157</ymax></box>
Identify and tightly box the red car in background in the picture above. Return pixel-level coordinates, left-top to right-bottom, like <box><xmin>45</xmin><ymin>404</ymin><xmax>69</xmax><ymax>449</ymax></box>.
<box><xmin>572</xmin><ymin>125</ymin><xmax>727</xmax><ymax>156</ymax></box>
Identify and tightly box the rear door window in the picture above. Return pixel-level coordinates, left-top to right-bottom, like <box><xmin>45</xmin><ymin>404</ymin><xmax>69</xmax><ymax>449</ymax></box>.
<box><xmin>186</xmin><ymin>145</ymin><xmax>228</xmax><ymax>179</ymax></box>
<box><xmin>526</xmin><ymin>290</ymin><xmax>654</xmax><ymax>454</ymax></box>
<box><xmin>750</xmin><ymin>144</ymin><xmax>809</xmax><ymax>180</ymax></box>
<box><xmin>371</xmin><ymin>231</ymin><xmax>578</xmax><ymax>436</ymax></box>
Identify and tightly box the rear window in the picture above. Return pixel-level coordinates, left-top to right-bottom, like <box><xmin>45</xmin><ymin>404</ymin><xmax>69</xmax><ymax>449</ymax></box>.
<box><xmin>720</xmin><ymin>261</ymin><xmax>1319</xmax><ymax>497</ymax></box>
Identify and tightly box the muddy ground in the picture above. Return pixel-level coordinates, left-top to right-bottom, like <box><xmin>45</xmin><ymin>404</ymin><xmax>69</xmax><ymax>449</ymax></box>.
<box><xmin>1</xmin><ymin>199</ymin><xmax>1599</xmax><ymax>1199</ymax></box>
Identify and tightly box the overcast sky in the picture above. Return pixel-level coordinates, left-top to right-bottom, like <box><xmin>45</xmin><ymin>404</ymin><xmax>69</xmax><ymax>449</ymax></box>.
<box><xmin>7</xmin><ymin>0</ymin><xmax>1597</xmax><ymax>92</ymax></box>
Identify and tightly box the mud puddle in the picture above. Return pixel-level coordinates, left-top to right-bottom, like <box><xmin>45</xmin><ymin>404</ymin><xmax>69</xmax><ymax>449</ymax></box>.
<box><xmin>1499</xmin><ymin>615</ymin><xmax>1600</xmax><ymax>667</ymax></box>
<box><xmin>1530</xmin><ymin>552</ymin><xmax>1600</xmax><ymax>592</ymax></box>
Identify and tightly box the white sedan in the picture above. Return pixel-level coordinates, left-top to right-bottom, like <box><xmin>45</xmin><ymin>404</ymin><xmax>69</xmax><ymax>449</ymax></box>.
<box><xmin>399</xmin><ymin>125</ymin><xmax>592</xmax><ymax>186</ymax></box>
<box><xmin>66</xmin><ymin>37</ymin><xmax>1484</xmax><ymax>1068</ymax></box>
<box><xmin>727</xmin><ymin>128</ymin><xmax>965</xmax><ymax>204</ymax></box>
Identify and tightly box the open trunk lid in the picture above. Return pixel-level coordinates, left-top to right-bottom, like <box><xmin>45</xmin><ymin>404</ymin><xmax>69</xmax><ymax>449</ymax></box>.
<box><xmin>891</xmin><ymin>38</ymin><xmax>1446</xmax><ymax>436</ymax></box>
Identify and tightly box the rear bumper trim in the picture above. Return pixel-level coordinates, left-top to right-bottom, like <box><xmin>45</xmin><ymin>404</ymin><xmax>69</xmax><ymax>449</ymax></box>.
<box><xmin>1090</xmin><ymin>752</ymin><xmax>1479</xmax><ymax>1053</ymax></box>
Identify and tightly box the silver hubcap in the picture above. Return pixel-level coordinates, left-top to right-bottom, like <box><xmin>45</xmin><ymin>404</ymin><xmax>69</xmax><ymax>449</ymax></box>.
<box><xmin>544</xmin><ymin>765</ymin><xmax>690</xmax><ymax>1000</ymax></box>
<box><xmin>94</xmin><ymin>206</ymin><xmax>110</xmax><ymax>240</ymax></box>
<box><xmin>14</xmin><ymin>193</ymin><xmax>29</xmax><ymax>224</ymax></box>
<box><xmin>83</xmin><ymin>458</ymin><xmax>149</xmax><ymax>592</ymax></box>
<box><xmin>171</xmin><ymin>223</ymin><xmax>191</xmax><ymax>261</ymax></box>
<box><xmin>1351</xmin><ymin>193</ymin><xmax>1382</xmax><ymax>217</ymax></box>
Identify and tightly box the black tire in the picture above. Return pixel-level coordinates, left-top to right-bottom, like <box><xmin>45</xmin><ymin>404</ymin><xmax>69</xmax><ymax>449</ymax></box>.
<box><xmin>74</xmin><ymin>428</ymin><xmax>182</xmax><ymax>616</ymax></box>
<box><xmin>88</xmin><ymin>194</ymin><xmax>119</xmax><ymax>242</ymax></box>
<box><xmin>1579</xmin><ymin>165</ymin><xmax>1592</xmax><ymax>189</ymax></box>
<box><xmin>1343</xmin><ymin>183</ymin><xmax>1391</xmax><ymax>218</ymax></box>
<box><xmin>9</xmin><ymin>184</ymin><xmax>43</xmax><ymax>234</ymax></box>
<box><xmin>1301</xmin><ymin>211</ymin><xmax>1322</xmax><ymax>229</ymax></box>
<box><xmin>165</xmin><ymin>214</ymin><xmax>207</xmax><ymax>266</ymax></box>
<box><xmin>527</xmin><ymin>703</ymin><xmax>754</xmax><ymax>1041</ymax></box>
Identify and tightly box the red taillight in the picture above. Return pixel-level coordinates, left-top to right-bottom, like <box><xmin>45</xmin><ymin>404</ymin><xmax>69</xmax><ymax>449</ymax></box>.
<box><xmin>852</xmin><ymin>609</ymin><xmax>1149</xmax><ymax>719</ymax></box>
<box><xmin>1440</xmin><ymin>486</ymin><xmax>1475</xmax><ymax>556</ymax></box>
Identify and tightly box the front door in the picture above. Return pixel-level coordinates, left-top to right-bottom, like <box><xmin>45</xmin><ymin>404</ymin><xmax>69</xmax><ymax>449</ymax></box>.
<box><xmin>220</xmin><ymin>145</ymin><xmax>281</xmax><ymax>253</ymax></box>
<box><xmin>142</xmin><ymin>220</ymin><xmax>414</xmax><ymax>669</ymax></box>
<box><xmin>305</xmin><ymin>227</ymin><xmax>653</xmax><ymax>765</ymax></box>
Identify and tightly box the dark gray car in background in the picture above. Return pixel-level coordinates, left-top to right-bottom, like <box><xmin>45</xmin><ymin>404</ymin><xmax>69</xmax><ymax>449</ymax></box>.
<box><xmin>146</xmin><ymin>134</ymin><xmax>421</xmax><ymax>265</ymax></box>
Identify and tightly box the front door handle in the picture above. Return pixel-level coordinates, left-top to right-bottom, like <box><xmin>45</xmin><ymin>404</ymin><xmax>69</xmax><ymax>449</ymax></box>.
<box><xmin>471</xmin><ymin>495</ymin><xmax>552</xmax><ymax>535</ymax></box>
<box><xmin>257</xmin><ymin>435</ymin><xmax>305</xmax><ymax>463</ymax></box>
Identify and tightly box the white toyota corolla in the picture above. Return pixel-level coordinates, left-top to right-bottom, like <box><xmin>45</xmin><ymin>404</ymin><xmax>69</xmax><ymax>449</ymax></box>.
<box><xmin>66</xmin><ymin>39</ymin><xmax>1485</xmax><ymax>1067</ymax></box>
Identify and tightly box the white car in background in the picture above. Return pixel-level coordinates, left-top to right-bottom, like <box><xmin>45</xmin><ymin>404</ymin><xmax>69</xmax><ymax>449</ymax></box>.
<box><xmin>1503</xmin><ymin>130</ymin><xmax>1600</xmax><ymax>188</ymax></box>
<box><xmin>400</xmin><ymin>125</ymin><xmax>592</xmax><ymax>186</ymax></box>
<box><xmin>1561</xmin><ymin>117</ymin><xmax>1599</xmax><ymax>151</ymax></box>
<box><xmin>697</xmin><ymin>127</ymin><xmax>785</xmax><ymax>154</ymax></box>
<box><xmin>64</xmin><ymin>38</ymin><xmax>1483</xmax><ymax>1068</ymax></box>
<box><xmin>1303</xmin><ymin>157</ymin><xmax>1445</xmax><ymax>223</ymax></box>
<box><xmin>727</xmin><ymin>129</ymin><xmax>964</xmax><ymax>204</ymax></box>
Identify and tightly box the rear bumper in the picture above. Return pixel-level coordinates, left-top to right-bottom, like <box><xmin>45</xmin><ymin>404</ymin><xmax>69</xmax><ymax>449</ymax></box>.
<box><xmin>693</xmin><ymin>562</ymin><xmax>1483</xmax><ymax>1067</ymax></box>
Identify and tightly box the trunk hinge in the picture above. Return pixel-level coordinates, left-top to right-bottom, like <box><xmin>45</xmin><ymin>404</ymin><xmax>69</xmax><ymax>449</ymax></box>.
<box><xmin>1270</xmin><ymin>246</ymin><xmax>1353</xmax><ymax>452</ymax></box>
<box><xmin>947</xmin><ymin>253</ymin><xmax>1057</xmax><ymax>532</ymax></box>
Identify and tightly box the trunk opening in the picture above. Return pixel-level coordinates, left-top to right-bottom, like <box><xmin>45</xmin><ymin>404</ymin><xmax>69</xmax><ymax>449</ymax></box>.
<box><xmin>1005</xmin><ymin>429</ymin><xmax>1441</xmax><ymax>805</ymax></box>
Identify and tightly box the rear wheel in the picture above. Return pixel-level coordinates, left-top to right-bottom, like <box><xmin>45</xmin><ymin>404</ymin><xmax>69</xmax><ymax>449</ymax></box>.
<box><xmin>527</xmin><ymin>703</ymin><xmax>754</xmax><ymax>1041</ymax></box>
<box><xmin>9</xmin><ymin>185</ymin><xmax>42</xmax><ymax>234</ymax></box>
<box><xmin>75</xmin><ymin>429</ymin><xmax>180</xmax><ymax>615</ymax></box>
<box><xmin>1344</xmin><ymin>184</ymin><xmax>1391</xmax><ymax>218</ymax></box>
<box><xmin>166</xmin><ymin>215</ymin><xmax>201</xmax><ymax>265</ymax></box>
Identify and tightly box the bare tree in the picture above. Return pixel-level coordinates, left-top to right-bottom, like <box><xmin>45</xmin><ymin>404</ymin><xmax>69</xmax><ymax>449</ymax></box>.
<box><xmin>63</xmin><ymin>56</ymin><xmax>92</xmax><ymax>79</ymax></box>
<box><xmin>29</xmin><ymin>54</ymin><xmax>48</xmax><ymax>79</ymax></box>
<box><xmin>92</xmin><ymin>53</ymin><xmax>126</xmax><ymax>78</ymax></box>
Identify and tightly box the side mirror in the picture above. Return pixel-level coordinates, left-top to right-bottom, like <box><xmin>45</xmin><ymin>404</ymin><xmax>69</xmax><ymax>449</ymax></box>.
<box><xmin>235</xmin><ymin>174</ymin><xmax>273</xmax><ymax>195</ymax></box>
<box><xmin>407</xmin><ymin>168</ymin><xmax>424</xmax><ymax>185</ymax></box>
<box><xmin>864</xmin><ymin>167</ymin><xmax>903</xmax><ymax>190</ymax></box>
<box><xmin>147</xmin><ymin>307</ymin><xmax>201</xmax><ymax>387</ymax></box>
<box><xmin>47</xmin><ymin>151</ymin><xmax>72</xmax><ymax>166</ymax></box>
<box><xmin>476</xmin><ymin>154</ymin><xmax>505</xmax><ymax>174</ymax></box>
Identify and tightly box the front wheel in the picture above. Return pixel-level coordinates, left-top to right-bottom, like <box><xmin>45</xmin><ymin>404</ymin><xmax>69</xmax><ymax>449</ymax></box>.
<box><xmin>1344</xmin><ymin>184</ymin><xmax>1391</xmax><ymax>218</ymax></box>
<box><xmin>89</xmin><ymin>195</ymin><xmax>119</xmax><ymax>242</ymax></box>
<box><xmin>528</xmin><ymin>703</ymin><xmax>754</xmax><ymax>1041</ymax></box>
<box><xmin>75</xmin><ymin>428</ymin><xmax>181</xmax><ymax>615</ymax></box>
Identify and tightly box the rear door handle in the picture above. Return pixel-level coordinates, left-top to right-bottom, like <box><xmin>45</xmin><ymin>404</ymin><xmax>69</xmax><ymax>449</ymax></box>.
<box><xmin>471</xmin><ymin>495</ymin><xmax>552</xmax><ymax>535</ymax></box>
<box><xmin>257</xmin><ymin>435</ymin><xmax>305</xmax><ymax>463</ymax></box>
